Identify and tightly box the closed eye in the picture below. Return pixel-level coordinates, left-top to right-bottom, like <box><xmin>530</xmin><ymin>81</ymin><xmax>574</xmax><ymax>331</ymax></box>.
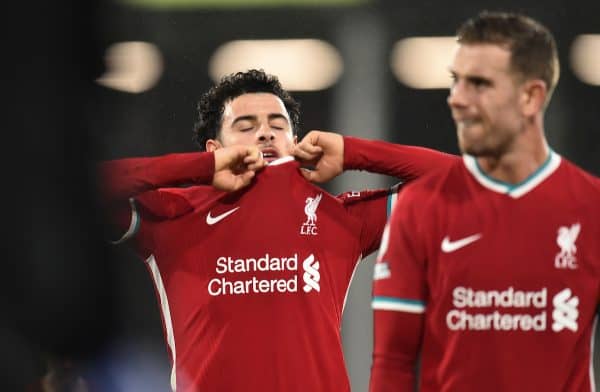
<box><xmin>467</xmin><ymin>76</ymin><xmax>492</xmax><ymax>88</ymax></box>
<box><xmin>448</xmin><ymin>70</ymin><xmax>492</xmax><ymax>90</ymax></box>
<box><xmin>270</xmin><ymin>119</ymin><xmax>287</xmax><ymax>130</ymax></box>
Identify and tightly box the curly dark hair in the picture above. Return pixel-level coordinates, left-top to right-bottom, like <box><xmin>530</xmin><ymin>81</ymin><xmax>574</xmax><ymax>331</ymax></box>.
<box><xmin>193</xmin><ymin>69</ymin><xmax>301</xmax><ymax>150</ymax></box>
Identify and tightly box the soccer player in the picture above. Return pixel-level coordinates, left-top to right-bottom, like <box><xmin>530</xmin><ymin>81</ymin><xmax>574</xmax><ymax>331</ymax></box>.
<box><xmin>369</xmin><ymin>11</ymin><xmax>600</xmax><ymax>391</ymax></box>
<box><xmin>99</xmin><ymin>70</ymin><xmax>451</xmax><ymax>391</ymax></box>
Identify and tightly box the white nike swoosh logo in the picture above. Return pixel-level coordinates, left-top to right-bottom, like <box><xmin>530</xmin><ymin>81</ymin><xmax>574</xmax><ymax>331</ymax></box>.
<box><xmin>441</xmin><ymin>233</ymin><xmax>482</xmax><ymax>253</ymax></box>
<box><xmin>206</xmin><ymin>207</ymin><xmax>240</xmax><ymax>225</ymax></box>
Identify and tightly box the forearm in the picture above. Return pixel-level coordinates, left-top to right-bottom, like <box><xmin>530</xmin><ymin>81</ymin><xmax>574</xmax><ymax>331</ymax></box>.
<box><xmin>98</xmin><ymin>152</ymin><xmax>215</xmax><ymax>201</ymax></box>
<box><xmin>370</xmin><ymin>355</ymin><xmax>416</xmax><ymax>392</ymax></box>
<box><xmin>369</xmin><ymin>310</ymin><xmax>422</xmax><ymax>391</ymax></box>
<box><xmin>343</xmin><ymin>136</ymin><xmax>455</xmax><ymax>181</ymax></box>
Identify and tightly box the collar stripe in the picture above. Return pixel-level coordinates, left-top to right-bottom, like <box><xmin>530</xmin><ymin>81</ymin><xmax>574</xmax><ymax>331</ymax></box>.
<box><xmin>463</xmin><ymin>151</ymin><xmax>561</xmax><ymax>198</ymax></box>
<box><xmin>267</xmin><ymin>155</ymin><xmax>295</xmax><ymax>166</ymax></box>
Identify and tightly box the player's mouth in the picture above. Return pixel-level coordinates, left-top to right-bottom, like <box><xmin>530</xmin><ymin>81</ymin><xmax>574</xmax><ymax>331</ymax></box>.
<box><xmin>455</xmin><ymin>117</ymin><xmax>480</xmax><ymax>130</ymax></box>
<box><xmin>260</xmin><ymin>147</ymin><xmax>279</xmax><ymax>162</ymax></box>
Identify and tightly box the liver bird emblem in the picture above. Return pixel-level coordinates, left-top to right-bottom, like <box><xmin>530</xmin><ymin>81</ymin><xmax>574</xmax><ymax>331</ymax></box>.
<box><xmin>304</xmin><ymin>193</ymin><xmax>323</xmax><ymax>226</ymax></box>
<box><xmin>556</xmin><ymin>223</ymin><xmax>580</xmax><ymax>256</ymax></box>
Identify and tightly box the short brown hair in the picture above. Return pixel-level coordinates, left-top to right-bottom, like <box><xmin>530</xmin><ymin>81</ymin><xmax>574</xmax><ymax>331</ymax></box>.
<box><xmin>457</xmin><ymin>11</ymin><xmax>559</xmax><ymax>105</ymax></box>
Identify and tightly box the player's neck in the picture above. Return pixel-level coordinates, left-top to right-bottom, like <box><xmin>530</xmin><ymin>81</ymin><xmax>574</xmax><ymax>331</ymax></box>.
<box><xmin>476</xmin><ymin>128</ymin><xmax>550</xmax><ymax>185</ymax></box>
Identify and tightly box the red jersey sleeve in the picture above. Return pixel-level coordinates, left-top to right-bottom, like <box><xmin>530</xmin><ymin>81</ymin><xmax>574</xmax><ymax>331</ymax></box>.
<box><xmin>369</xmin><ymin>310</ymin><xmax>424</xmax><ymax>392</ymax></box>
<box><xmin>98</xmin><ymin>152</ymin><xmax>215</xmax><ymax>202</ymax></box>
<box><xmin>341</xmin><ymin>184</ymin><xmax>401</xmax><ymax>258</ymax></box>
<box><xmin>372</xmin><ymin>185</ymin><xmax>428</xmax><ymax>310</ymax></box>
<box><xmin>343</xmin><ymin>136</ymin><xmax>456</xmax><ymax>181</ymax></box>
<box><xmin>98</xmin><ymin>152</ymin><xmax>214</xmax><ymax>245</ymax></box>
<box><xmin>369</xmin><ymin>185</ymin><xmax>428</xmax><ymax>391</ymax></box>
<box><xmin>110</xmin><ymin>188</ymin><xmax>194</xmax><ymax>249</ymax></box>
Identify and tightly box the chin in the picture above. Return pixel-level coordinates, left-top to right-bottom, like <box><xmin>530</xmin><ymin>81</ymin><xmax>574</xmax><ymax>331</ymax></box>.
<box><xmin>462</xmin><ymin>147</ymin><xmax>482</xmax><ymax>156</ymax></box>
<box><xmin>461</xmin><ymin>141</ymin><xmax>483</xmax><ymax>155</ymax></box>
<box><xmin>459</xmin><ymin>139</ymin><xmax>486</xmax><ymax>156</ymax></box>
<box><xmin>463</xmin><ymin>143</ymin><xmax>505</xmax><ymax>158</ymax></box>
<box><xmin>457</xmin><ymin>136</ymin><xmax>471</xmax><ymax>155</ymax></box>
<box><xmin>458</xmin><ymin>131</ymin><xmax>488</xmax><ymax>156</ymax></box>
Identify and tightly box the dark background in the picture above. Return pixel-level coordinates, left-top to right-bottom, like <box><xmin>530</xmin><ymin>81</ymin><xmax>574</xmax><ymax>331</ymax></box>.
<box><xmin>5</xmin><ymin>0</ymin><xmax>599</xmax><ymax>390</ymax></box>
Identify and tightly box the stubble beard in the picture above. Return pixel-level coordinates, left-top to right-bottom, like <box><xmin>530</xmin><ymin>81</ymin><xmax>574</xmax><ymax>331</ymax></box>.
<box><xmin>457</xmin><ymin>123</ymin><xmax>513</xmax><ymax>159</ymax></box>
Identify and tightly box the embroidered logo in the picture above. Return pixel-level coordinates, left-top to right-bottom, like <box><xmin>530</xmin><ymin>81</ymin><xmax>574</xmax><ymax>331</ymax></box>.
<box><xmin>300</xmin><ymin>193</ymin><xmax>322</xmax><ymax>236</ymax></box>
<box><xmin>554</xmin><ymin>223</ymin><xmax>580</xmax><ymax>269</ymax></box>
<box><xmin>552</xmin><ymin>288</ymin><xmax>579</xmax><ymax>332</ymax></box>
<box><xmin>441</xmin><ymin>233</ymin><xmax>482</xmax><ymax>253</ymax></box>
<box><xmin>302</xmin><ymin>254</ymin><xmax>320</xmax><ymax>292</ymax></box>
<box><xmin>374</xmin><ymin>225</ymin><xmax>392</xmax><ymax>280</ymax></box>
<box><xmin>206</xmin><ymin>207</ymin><xmax>240</xmax><ymax>225</ymax></box>
<box><xmin>374</xmin><ymin>262</ymin><xmax>391</xmax><ymax>280</ymax></box>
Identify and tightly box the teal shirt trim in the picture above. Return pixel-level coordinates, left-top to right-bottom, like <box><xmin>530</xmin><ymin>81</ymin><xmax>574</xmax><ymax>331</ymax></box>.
<box><xmin>473</xmin><ymin>150</ymin><xmax>554</xmax><ymax>192</ymax></box>
<box><xmin>372</xmin><ymin>296</ymin><xmax>426</xmax><ymax>306</ymax></box>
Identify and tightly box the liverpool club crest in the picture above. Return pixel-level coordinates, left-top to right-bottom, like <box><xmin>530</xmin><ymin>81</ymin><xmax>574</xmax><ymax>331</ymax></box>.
<box><xmin>301</xmin><ymin>193</ymin><xmax>322</xmax><ymax>236</ymax></box>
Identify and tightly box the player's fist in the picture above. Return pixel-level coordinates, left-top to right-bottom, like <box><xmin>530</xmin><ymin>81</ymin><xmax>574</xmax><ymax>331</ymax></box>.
<box><xmin>213</xmin><ymin>145</ymin><xmax>266</xmax><ymax>191</ymax></box>
<box><xmin>293</xmin><ymin>130</ymin><xmax>344</xmax><ymax>183</ymax></box>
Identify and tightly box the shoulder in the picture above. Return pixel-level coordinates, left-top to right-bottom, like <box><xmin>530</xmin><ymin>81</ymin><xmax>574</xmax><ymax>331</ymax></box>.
<box><xmin>556</xmin><ymin>160</ymin><xmax>600</xmax><ymax>225</ymax></box>
<box><xmin>385</xmin><ymin>159</ymin><xmax>469</xmax><ymax>231</ymax></box>
<box><xmin>400</xmin><ymin>158</ymin><xmax>464</xmax><ymax>201</ymax></box>
<box><xmin>559</xmin><ymin>158</ymin><xmax>600</xmax><ymax>197</ymax></box>
<box><xmin>561</xmin><ymin>158</ymin><xmax>600</xmax><ymax>182</ymax></box>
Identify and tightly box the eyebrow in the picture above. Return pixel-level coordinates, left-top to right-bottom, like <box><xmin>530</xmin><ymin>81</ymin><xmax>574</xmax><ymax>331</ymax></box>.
<box><xmin>231</xmin><ymin>113</ymin><xmax>289</xmax><ymax>126</ymax></box>
<box><xmin>449</xmin><ymin>69</ymin><xmax>492</xmax><ymax>84</ymax></box>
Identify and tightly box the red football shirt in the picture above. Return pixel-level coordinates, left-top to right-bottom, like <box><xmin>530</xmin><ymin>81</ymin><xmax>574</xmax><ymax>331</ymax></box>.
<box><xmin>100</xmin><ymin>136</ymin><xmax>452</xmax><ymax>391</ymax></box>
<box><xmin>372</xmin><ymin>152</ymin><xmax>600</xmax><ymax>391</ymax></box>
<box><xmin>112</xmin><ymin>156</ymin><xmax>395</xmax><ymax>391</ymax></box>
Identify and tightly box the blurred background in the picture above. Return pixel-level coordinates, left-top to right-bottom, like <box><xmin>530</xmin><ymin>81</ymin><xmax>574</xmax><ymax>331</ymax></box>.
<box><xmin>6</xmin><ymin>0</ymin><xmax>599</xmax><ymax>390</ymax></box>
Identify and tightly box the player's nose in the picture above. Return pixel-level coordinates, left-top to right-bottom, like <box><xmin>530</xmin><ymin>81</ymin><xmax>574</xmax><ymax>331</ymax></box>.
<box><xmin>447</xmin><ymin>82</ymin><xmax>468</xmax><ymax>109</ymax></box>
<box><xmin>256</xmin><ymin>123</ymin><xmax>275</xmax><ymax>142</ymax></box>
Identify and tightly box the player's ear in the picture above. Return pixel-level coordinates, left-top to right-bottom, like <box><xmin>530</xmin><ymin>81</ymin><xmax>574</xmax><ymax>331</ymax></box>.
<box><xmin>206</xmin><ymin>139</ymin><xmax>223</xmax><ymax>152</ymax></box>
<box><xmin>521</xmin><ymin>79</ymin><xmax>546</xmax><ymax>116</ymax></box>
